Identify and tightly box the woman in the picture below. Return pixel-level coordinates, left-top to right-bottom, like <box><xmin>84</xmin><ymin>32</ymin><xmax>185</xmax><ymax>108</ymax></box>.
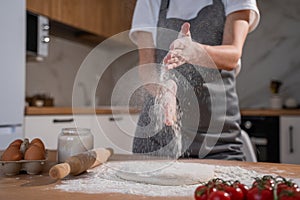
<box><xmin>129</xmin><ymin>0</ymin><xmax>260</xmax><ymax>160</ymax></box>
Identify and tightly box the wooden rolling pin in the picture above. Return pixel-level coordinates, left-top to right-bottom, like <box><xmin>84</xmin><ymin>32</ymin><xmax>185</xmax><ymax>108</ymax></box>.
<box><xmin>49</xmin><ymin>148</ymin><xmax>113</xmax><ymax>179</ymax></box>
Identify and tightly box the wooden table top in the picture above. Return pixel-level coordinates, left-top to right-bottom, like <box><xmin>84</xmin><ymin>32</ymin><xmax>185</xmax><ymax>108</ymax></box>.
<box><xmin>25</xmin><ymin>106</ymin><xmax>300</xmax><ymax>116</ymax></box>
<box><xmin>240</xmin><ymin>108</ymin><xmax>300</xmax><ymax>116</ymax></box>
<box><xmin>25</xmin><ymin>106</ymin><xmax>141</xmax><ymax>115</ymax></box>
<box><xmin>1</xmin><ymin>153</ymin><xmax>300</xmax><ymax>200</ymax></box>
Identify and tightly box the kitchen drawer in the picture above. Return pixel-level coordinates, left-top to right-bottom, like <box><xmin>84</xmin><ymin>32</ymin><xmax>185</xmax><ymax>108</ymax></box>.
<box><xmin>92</xmin><ymin>114</ymin><xmax>139</xmax><ymax>154</ymax></box>
<box><xmin>24</xmin><ymin>115</ymin><xmax>93</xmax><ymax>150</ymax></box>
<box><xmin>280</xmin><ymin>116</ymin><xmax>300</xmax><ymax>164</ymax></box>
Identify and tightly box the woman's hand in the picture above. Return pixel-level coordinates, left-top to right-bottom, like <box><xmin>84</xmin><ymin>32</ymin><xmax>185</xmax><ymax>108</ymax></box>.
<box><xmin>163</xmin><ymin>22</ymin><xmax>205</xmax><ymax>69</ymax></box>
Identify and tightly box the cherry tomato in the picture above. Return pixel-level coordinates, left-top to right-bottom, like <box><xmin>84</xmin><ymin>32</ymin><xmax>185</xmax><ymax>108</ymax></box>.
<box><xmin>247</xmin><ymin>186</ymin><xmax>274</xmax><ymax>200</ymax></box>
<box><xmin>207</xmin><ymin>185</ymin><xmax>219</xmax><ymax>195</ymax></box>
<box><xmin>206</xmin><ymin>179</ymin><xmax>226</xmax><ymax>195</ymax></box>
<box><xmin>277</xmin><ymin>182</ymin><xmax>290</xmax><ymax>195</ymax></box>
<box><xmin>207</xmin><ymin>191</ymin><xmax>231</xmax><ymax>200</ymax></box>
<box><xmin>279</xmin><ymin>188</ymin><xmax>300</xmax><ymax>200</ymax></box>
<box><xmin>280</xmin><ymin>195</ymin><xmax>300</xmax><ymax>200</ymax></box>
<box><xmin>207</xmin><ymin>179</ymin><xmax>225</xmax><ymax>188</ymax></box>
<box><xmin>277</xmin><ymin>182</ymin><xmax>300</xmax><ymax>196</ymax></box>
<box><xmin>195</xmin><ymin>185</ymin><xmax>208</xmax><ymax>200</ymax></box>
<box><xmin>279</xmin><ymin>190</ymin><xmax>300</xmax><ymax>200</ymax></box>
<box><xmin>252</xmin><ymin>176</ymin><xmax>275</xmax><ymax>189</ymax></box>
<box><xmin>233</xmin><ymin>181</ymin><xmax>249</xmax><ymax>200</ymax></box>
<box><xmin>224</xmin><ymin>185</ymin><xmax>244</xmax><ymax>200</ymax></box>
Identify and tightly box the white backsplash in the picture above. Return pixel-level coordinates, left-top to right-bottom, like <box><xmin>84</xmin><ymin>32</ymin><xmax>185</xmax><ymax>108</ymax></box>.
<box><xmin>26</xmin><ymin>36</ymin><xmax>94</xmax><ymax>106</ymax></box>
<box><xmin>236</xmin><ymin>0</ymin><xmax>300</xmax><ymax>109</ymax></box>
<box><xmin>26</xmin><ymin>0</ymin><xmax>300</xmax><ymax>108</ymax></box>
<box><xmin>26</xmin><ymin>36</ymin><xmax>138</xmax><ymax>107</ymax></box>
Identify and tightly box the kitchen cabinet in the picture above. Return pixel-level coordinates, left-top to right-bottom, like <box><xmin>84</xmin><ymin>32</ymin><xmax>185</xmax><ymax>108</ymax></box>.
<box><xmin>24</xmin><ymin>115</ymin><xmax>93</xmax><ymax>150</ymax></box>
<box><xmin>26</xmin><ymin>0</ymin><xmax>136</xmax><ymax>38</ymax></box>
<box><xmin>280</xmin><ymin>116</ymin><xmax>300</xmax><ymax>164</ymax></box>
<box><xmin>24</xmin><ymin>113</ymin><xmax>139</xmax><ymax>154</ymax></box>
<box><xmin>92</xmin><ymin>114</ymin><xmax>139</xmax><ymax>154</ymax></box>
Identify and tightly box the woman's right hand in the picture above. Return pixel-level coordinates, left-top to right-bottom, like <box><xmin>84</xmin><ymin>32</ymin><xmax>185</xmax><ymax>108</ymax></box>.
<box><xmin>163</xmin><ymin>22</ymin><xmax>211</xmax><ymax>70</ymax></box>
<box><xmin>163</xmin><ymin>22</ymin><xmax>193</xmax><ymax>69</ymax></box>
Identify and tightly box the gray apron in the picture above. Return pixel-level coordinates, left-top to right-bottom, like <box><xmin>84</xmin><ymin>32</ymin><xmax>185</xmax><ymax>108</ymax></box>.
<box><xmin>133</xmin><ymin>0</ymin><xmax>244</xmax><ymax>160</ymax></box>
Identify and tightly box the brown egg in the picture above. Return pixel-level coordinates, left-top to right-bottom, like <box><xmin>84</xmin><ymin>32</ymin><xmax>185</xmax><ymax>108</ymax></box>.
<box><xmin>24</xmin><ymin>144</ymin><xmax>45</xmax><ymax>160</ymax></box>
<box><xmin>8</xmin><ymin>139</ymin><xmax>23</xmax><ymax>148</ymax></box>
<box><xmin>1</xmin><ymin>146</ymin><xmax>23</xmax><ymax>161</ymax></box>
<box><xmin>30</xmin><ymin>138</ymin><xmax>45</xmax><ymax>151</ymax></box>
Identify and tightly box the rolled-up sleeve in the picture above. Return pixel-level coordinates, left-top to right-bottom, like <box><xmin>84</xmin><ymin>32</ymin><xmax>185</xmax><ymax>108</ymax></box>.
<box><xmin>129</xmin><ymin>0</ymin><xmax>161</xmax><ymax>45</ymax></box>
<box><xmin>223</xmin><ymin>0</ymin><xmax>260</xmax><ymax>32</ymax></box>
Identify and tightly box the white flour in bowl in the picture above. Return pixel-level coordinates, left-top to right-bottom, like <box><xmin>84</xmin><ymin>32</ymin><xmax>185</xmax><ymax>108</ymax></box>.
<box><xmin>54</xmin><ymin>161</ymin><xmax>286</xmax><ymax>197</ymax></box>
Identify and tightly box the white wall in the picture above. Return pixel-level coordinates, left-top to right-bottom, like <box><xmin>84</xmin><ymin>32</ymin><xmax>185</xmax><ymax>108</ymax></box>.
<box><xmin>237</xmin><ymin>0</ymin><xmax>300</xmax><ymax>108</ymax></box>
<box><xmin>26</xmin><ymin>36</ymin><xmax>138</xmax><ymax>107</ymax></box>
<box><xmin>26</xmin><ymin>36</ymin><xmax>94</xmax><ymax>106</ymax></box>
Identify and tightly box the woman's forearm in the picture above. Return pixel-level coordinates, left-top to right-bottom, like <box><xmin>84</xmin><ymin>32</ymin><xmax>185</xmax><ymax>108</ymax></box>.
<box><xmin>136</xmin><ymin>31</ymin><xmax>160</xmax><ymax>96</ymax></box>
<box><xmin>164</xmin><ymin>10</ymin><xmax>251</xmax><ymax>71</ymax></box>
<box><xmin>201</xmin><ymin>44</ymin><xmax>243</xmax><ymax>71</ymax></box>
<box><xmin>201</xmin><ymin>10</ymin><xmax>251</xmax><ymax>71</ymax></box>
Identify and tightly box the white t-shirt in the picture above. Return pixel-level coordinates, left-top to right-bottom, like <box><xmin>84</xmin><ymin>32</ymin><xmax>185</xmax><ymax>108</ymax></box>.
<box><xmin>129</xmin><ymin>0</ymin><xmax>260</xmax><ymax>45</ymax></box>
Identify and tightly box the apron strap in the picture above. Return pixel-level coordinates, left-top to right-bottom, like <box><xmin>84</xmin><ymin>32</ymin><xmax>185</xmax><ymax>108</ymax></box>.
<box><xmin>160</xmin><ymin>0</ymin><xmax>170</xmax><ymax>12</ymax></box>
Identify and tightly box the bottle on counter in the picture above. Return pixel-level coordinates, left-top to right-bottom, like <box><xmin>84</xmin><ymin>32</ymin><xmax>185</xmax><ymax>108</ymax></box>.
<box><xmin>270</xmin><ymin>80</ymin><xmax>283</xmax><ymax>109</ymax></box>
<box><xmin>270</xmin><ymin>94</ymin><xmax>282</xmax><ymax>109</ymax></box>
<box><xmin>57</xmin><ymin>128</ymin><xmax>94</xmax><ymax>163</ymax></box>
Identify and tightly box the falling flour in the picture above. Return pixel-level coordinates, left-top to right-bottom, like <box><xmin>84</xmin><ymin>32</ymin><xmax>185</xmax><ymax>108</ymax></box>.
<box><xmin>53</xmin><ymin>160</ymin><xmax>298</xmax><ymax>197</ymax></box>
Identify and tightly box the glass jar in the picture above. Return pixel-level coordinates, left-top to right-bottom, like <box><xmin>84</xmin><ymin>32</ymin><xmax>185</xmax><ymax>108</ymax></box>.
<box><xmin>57</xmin><ymin>128</ymin><xmax>94</xmax><ymax>163</ymax></box>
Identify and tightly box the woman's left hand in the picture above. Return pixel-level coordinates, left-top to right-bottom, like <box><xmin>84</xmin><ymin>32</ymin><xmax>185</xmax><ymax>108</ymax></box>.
<box><xmin>163</xmin><ymin>22</ymin><xmax>205</xmax><ymax>69</ymax></box>
<box><xmin>160</xmin><ymin>79</ymin><xmax>177</xmax><ymax>126</ymax></box>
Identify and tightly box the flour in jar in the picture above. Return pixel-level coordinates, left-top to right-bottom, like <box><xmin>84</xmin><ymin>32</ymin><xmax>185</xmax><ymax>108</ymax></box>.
<box><xmin>54</xmin><ymin>161</ymin><xmax>279</xmax><ymax>197</ymax></box>
<box><xmin>57</xmin><ymin>128</ymin><xmax>94</xmax><ymax>163</ymax></box>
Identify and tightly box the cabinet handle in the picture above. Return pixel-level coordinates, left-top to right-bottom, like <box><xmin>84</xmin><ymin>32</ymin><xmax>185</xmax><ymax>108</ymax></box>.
<box><xmin>0</xmin><ymin>124</ymin><xmax>22</xmax><ymax>128</ymax></box>
<box><xmin>109</xmin><ymin>117</ymin><xmax>123</xmax><ymax>121</ymax></box>
<box><xmin>53</xmin><ymin>118</ymin><xmax>74</xmax><ymax>123</ymax></box>
<box><xmin>289</xmin><ymin>126</ymin><xmax>294</xmax><ymax>153</ymax></box>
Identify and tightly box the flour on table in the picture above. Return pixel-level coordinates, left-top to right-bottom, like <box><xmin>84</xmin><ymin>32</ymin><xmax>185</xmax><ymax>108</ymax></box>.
<box><xmin>54</xmin><ymin>161</ymin><xmax>277</xmax><ymax>197</ymax></box>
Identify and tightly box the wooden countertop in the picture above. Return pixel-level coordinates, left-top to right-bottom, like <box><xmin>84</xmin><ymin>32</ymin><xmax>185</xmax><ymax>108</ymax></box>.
<box><xmin>25</xmin><ymin>106</ymin><xmax>300</xmax><ymax>116</ymax></box>
<box><xmin>240</xmin><ymin>108</ymin><xmax>300</xmax><ymax>116</ymax></box>
<box><xmin>1</xmin><ymin>152</ymin><xmax>300</xmax><ymax>200</ymax></box>
<box><xmin>25</xmin><ymin>106</ymin><xmax>140</xmax><ymax>115</ymax></box>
